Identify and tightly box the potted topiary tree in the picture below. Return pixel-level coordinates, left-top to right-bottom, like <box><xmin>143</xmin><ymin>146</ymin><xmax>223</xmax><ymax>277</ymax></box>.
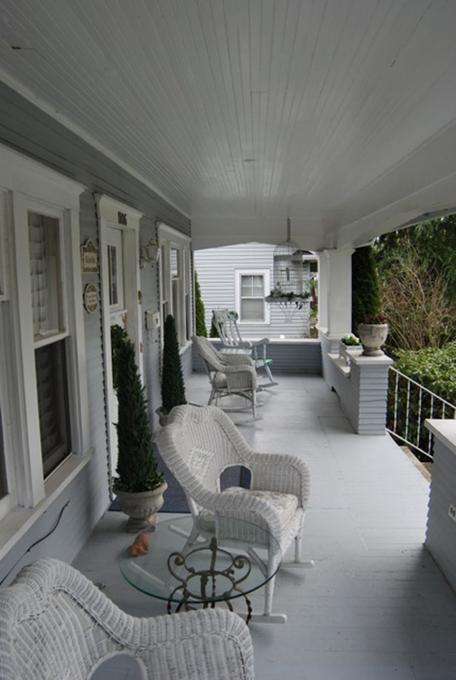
<box><xmin>194</xmin><ymin>272</ymin><xmax>207</xmax><ymax>337</ymax></box>
<box><xmin>111</xmin><ymin>325</ymin><xmax>167</xmax><ymax>532</ymax></box>
<box><xmin>159</xmin><ymin>314</ymin><xmax>186</xmax><ymax>425</ymax></box>
<box><xmin>358</xmin><ymin>314</ymin><xmax>389</xmax><ymax>356</ymax></box>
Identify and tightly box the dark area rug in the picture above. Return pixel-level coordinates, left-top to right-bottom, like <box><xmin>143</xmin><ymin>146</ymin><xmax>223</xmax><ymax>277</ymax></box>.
<box><xmin>109</xmin><ymin>443</ymin><xmax>251</xmax><ymax>514</ymax></box>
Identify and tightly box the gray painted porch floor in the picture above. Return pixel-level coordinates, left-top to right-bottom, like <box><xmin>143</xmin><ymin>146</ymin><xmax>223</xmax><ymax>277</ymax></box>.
<box><xmin>74</xmin><ymin>375</ymin><xmax>456</xmax><ymax>680</ymax></box>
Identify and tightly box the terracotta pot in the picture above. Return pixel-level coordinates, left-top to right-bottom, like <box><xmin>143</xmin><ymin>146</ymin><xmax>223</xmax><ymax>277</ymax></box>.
<box><xmin>116</xmin><ymin>482</ymin><xmax>168</xmax><ymax>533</ymax></box>
<box><xmin>357</xmin><ymin>323</ymin><xmax>388</xmax><ymax>357</ymax></box>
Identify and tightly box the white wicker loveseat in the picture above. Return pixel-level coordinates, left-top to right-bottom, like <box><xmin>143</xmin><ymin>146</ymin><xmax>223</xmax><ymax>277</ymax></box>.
<box><xmin>0</xmin><ymin>558</ymin><xmax>254</xmax><ymax>680</ymax></box>
<box><xmin>158</xmin><ymin>404</ymin><xmax>312</xmax><ymax>623</ymax></box>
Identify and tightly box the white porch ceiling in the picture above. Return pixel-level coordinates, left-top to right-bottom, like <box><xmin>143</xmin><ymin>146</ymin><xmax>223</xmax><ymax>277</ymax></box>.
<box><xmin>1</xmin><ymin>0</ymin><xmax>456</xmax><ymax>250</ymax></box>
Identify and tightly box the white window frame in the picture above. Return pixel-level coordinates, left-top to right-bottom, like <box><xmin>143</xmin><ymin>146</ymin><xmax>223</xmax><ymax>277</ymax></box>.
<box><xmin>235</xmin><ymin>269</ymin><xmax>270</xmax><ymax>324</ymax></box>
<box><xmin>158</xmin><ymin>223</ymin><xmax>192</xmax><ymax>351</ymax></box>
<box><xmin>0</xmin><ymin>144</ymin><xmax>90</xmax><ymax>526</ymax></box>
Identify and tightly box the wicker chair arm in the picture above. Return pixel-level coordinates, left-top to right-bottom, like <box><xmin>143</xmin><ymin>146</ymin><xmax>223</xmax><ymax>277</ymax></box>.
<box><xmin>213</xmin><ymin>490</ymin><xmax>283</xmax><ymax>545</ymax></box>
<box><xmin>243</xmin><ymin>452</ymin><xmax>311</xmax><ymax>509</ymax></box>
<box><xmin>222</xmin><ymin>353</ymin><xmax>255</xmax><ymax>367</ymax></box>
<box><xmin>223</xmin><ymin>365</ymin><xmax>257</xmax><ymax>391</ymax></box>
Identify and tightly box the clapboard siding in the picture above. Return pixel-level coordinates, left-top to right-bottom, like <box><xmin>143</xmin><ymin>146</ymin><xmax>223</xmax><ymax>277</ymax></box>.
<box><xmin>426</xmin><ymin>437</ymin><xmax>456</xmax><ymax>592</ymax></box>
<box><xmin>192</xmin><ymin>339</ymin><xmax>321</xmax><ymax>375</ymax></box>
<box><xmin>0</xmin><ymin>83</ymin><xmax>190</xmax><ymax>582</ymax></box>
<box><xmin>195</xmin><ymin>243</ymin><xmax>311</xmax><ymax>338</ymax></box>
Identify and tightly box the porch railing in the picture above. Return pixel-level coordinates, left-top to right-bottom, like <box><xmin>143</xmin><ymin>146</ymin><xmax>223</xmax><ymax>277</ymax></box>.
<box><xmin>387</xmin><ymin>366</ymin><xmax>456</xmax><ymax>460</ymax></box>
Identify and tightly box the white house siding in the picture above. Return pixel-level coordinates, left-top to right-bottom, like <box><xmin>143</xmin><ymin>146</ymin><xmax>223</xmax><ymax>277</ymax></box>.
<box><xmin>195</xmin><ymin>242</ymin><xmax>312</xmax><ymax>339</ymax></box>
<box><xmin>0</xmin><ymin>82</ymin><xmax>190</xmax><ymax>582</ymax></box>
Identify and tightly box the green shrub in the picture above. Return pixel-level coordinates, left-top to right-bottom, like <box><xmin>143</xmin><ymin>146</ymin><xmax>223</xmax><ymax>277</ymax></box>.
<box><xmin>194</xmin><ymin>272</ymin><xmax>207</xmax><ymax>337</ymax></box>
<box><xmin>387</xmin><ymin>343</ymin><xmax>456</xmax><ymax>459</ymax></box>
<box><xmin>352</xmin><ymin>246</ymin><xmax>381</xmax><ymax>334</ymax></box>
<box><xmin>161</xmin><ymin>315</ymin><xmax>186</xmax><ymax>413</ymax></box>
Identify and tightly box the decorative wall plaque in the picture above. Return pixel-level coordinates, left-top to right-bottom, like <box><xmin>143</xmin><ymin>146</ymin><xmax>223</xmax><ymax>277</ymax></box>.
<box><xmin>80</xmin><ymin>239</ymin><xmax>99</xmax><ymax>273</ymax></box>
<box><xmin>83</xmin><ymin>283</ymin><xmax>98</xmax><ymax>313</ymax></box>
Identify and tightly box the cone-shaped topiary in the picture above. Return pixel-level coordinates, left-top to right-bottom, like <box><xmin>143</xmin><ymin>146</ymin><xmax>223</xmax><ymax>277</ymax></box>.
<box><xmin>352</xmin><ymin>246</ymin><xmax>381</xmax><ymax>334</ymax></box>
<box><xmin>194</xmin><ymin>272</ymin><xmax>207</xmax><ymax>337</ymax></box>
<box><xmin>210</xmin><ymin>311</ymin><xmax>219</xmax><ymax>338</ymax></box>
<box><xmin>112</xmin><ymin>325</ymin><xmax>163</xmax><ymax>493</ymax></box>
<box><xmin>161</xmin><ymin>314</ymin><xmax>186</xmax><ymax>414</ymax></box>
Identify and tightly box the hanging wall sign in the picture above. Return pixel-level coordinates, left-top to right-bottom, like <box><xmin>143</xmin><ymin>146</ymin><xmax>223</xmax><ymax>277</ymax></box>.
<box><xmin>80</xmin><ymin>239</ymin><xmax>99</xmax><ymax>273</ymax></box>
<box><xmin>83</xmin><ymin>283</ymin><xmax>98</xmax><ymax>314</ymax></box>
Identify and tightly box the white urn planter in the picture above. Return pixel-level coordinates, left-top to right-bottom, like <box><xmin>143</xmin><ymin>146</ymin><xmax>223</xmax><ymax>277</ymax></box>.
<box><xmin>358</xmin><ymin>323</ymin><xmax>389</xmax><ymax>356</ymax></box>
<box><xmin>116</xmin><ymin>482</ymin><xmax>168</xmax><ymax>533</ymax></box>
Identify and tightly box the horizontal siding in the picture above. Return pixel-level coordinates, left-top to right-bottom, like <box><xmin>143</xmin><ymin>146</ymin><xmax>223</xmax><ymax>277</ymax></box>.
<box><xmin>0</xmin><ymin>83</ymin><xmax>189</xmax><ymax>581</ymax></box>
<box><xmin>192</xmin><ymin>339</ymin><xmax>321</xmax><ymax>375</ymax></box>
<box><xmin>425</xmin><ymin>439</ymin><xmax>456</xmax><ymax>591</ymax></box>
<box><xmin>195</xmin><ymin>243</ymin><xmax>311</xmax><ymax>339</ymax></box>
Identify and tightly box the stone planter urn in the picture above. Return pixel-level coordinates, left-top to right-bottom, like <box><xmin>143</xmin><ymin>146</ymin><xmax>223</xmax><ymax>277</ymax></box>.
<box><xmin>357</xmin><ymin>323</ymin><xmax>389</xmax><ymax>356</ymax></box>
<box><xmin>116</xmin><ymin>482</ymin><xmax>168</xmax><ymax>533</ymax></box>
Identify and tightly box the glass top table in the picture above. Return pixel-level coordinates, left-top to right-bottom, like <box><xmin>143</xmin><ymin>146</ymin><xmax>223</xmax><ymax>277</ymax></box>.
<box><xmin>119</xmin><ymin>515</ymin><xmax>281</xmax><ymax>622</ymax></box>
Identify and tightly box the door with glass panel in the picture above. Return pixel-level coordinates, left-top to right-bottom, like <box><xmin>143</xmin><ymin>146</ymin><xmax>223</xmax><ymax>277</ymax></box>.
<box><xmin>104</xmin><ymin>227</ymin><xmax>126</xmax><ymax>476</ymax></box>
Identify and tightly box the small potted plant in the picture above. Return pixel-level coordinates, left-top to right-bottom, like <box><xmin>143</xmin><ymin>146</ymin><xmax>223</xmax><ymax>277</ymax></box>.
<box><xmin>112</xmin><ymin>326</ymin><xmax>167</xmax><ymax>532</ymax></box>
<box><xmin>357</xmin><ymin>314</ymin><xmax>389</xmax><ymax>356</ymax></box>
<box><xmin>340</xmin><ymin>334</ymin><xmax>362</xmax><ymax>364</ymax></box>
<box><xmin>158</xmin><ymin>314</ymin><xmax>186</xmax><ymax>425</ymax></box>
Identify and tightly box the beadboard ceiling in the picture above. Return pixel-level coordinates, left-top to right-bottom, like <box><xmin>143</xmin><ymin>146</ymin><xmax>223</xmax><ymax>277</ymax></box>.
<box><xmin>1</xmin><ymin>0</ymin><xmax>456</xmax><ymax>249</ymax></box>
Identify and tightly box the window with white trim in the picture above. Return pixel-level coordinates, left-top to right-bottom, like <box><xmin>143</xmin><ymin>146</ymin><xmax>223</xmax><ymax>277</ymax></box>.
<box><xmin>0</xmin><ymin>145</ymin><xmax>88</xmax><ymax>520</ymax></box>
<box><xmin>235</xmin><ymin>269</ymin><xmax>270</xmax><ymax>324</ymax></box>
<box><xmin>158</xmin><ymin>224</ymin><xmax>192</xmax><ymax>347</ymax></box>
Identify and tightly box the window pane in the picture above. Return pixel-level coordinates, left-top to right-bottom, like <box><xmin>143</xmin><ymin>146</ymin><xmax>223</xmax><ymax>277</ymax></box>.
<box><xmin>107</xmin><ymin>245</ymin><xmax>118</xmax><ymax>306</ymax></box>
<box><xmin>171</xmin><ymin>248</ymin><xmax>179</xmax><ymax>278</ymax></box>
<box><xmin>241</xmin><ymin>275</ymin><xmax>252</xmax><ymax>296</ymax></box>
<box><xmin>35</xmin><ymin>340</ymin><xmax>71</xmax><ymax>477</ymax></box>
<box><xmin>251</xmin><ymin>275</ymin><xmax>264</xmax><ymax>296</ymax></box>
<box><xmin>241</xmin><ymin>299</ymin><xmax>264</xmax><ymax>321</ymax></box>
<box><xmin>172</xmin><ymin>278</ymin><xmax>181</xmax><ymax>343</ymax></box>
<box><xmin>29</xmin><ymin>213</ymin><xmax>64</xmax><ymax>340</ymax></box>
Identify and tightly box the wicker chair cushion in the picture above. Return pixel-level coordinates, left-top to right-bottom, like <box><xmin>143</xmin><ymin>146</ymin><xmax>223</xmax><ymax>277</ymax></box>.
<box><xmin>213</xmin><ymin>371</ymin><xmax>228</xmax><ymax>388</ymax></box>
<box><xmin>221</xmin><ymin>487</ymin><xmax>298</xmax><ymax>528</ymax></box>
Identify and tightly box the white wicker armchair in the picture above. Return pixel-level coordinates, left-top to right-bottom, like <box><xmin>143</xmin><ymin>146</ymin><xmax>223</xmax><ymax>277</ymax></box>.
<box><xmin>0</xmin><ymin>558</ymin><xmax>254</xmax><ymax>680</ymax></box>
<box><xmin>192</xmin><ymin>335</ymin><xmax>258</xmax><ymax>417</ymax></box>
<box><xmin>158</xmin><ymin>405</ymin><xmax>312</xmax><ymax>623</ymax></box>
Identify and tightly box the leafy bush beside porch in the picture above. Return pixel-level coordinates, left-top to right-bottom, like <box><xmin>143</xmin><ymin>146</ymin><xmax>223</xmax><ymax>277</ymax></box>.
<box><xmin>387</xmin><ymin>343</ymin><xmax>456</xmax><ymax>459</ymax></box>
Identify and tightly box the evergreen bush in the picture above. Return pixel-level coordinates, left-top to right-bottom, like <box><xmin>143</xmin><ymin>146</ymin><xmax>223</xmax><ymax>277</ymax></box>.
<box><xmin>111</xmin><ymin>326</ymin><xmax>163</xmax><ymax>493</ymax></box>
<box><xmin>210</xmin><ymin>312</ymin><xmax>219</xmax><ymax>338</ymax></box>
<box><xmin>352</xmin><ymin>246</ymin><xmax>381</xmax><ymax>334</ymax></box>
<box><xmin>161</xmin><ymin>314</ymin><xmax>186</xmax><ymax>413</ymax></box>
<box><xmin>194</xmin><ymin>272</ymin><xmax>207</xmax><ymax>337</ymax></box>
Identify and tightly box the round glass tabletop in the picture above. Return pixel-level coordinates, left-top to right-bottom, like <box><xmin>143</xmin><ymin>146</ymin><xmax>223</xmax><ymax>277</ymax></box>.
<box><xmin>119</xmin><ymin>515</ymin><xmax>281</xmax><ymax>611</ymax></box>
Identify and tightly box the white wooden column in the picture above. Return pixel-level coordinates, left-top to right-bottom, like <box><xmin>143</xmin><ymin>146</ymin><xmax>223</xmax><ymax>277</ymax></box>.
<box><xmin>317</xmin><ymin>248</ymin><xmax>353</xmax><ymax>338</ymax></box>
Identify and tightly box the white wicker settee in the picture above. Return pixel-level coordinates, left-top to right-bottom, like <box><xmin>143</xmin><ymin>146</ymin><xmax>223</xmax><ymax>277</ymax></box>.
<box><xmin>158</xmin><ymin>404</ymin><xmax>312</xmax><ymax>623</ymax></box>
<box><xmin>0</xmin><ymin>558</ymin><xmax>254</xmax><ymax>680</ymax></box>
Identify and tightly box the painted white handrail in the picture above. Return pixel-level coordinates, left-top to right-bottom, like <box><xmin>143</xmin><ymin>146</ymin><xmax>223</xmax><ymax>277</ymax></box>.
<box><xmin>387</xmin><ymin>366</ymin><xmax>456</xmax><ymax>460</ymax></box>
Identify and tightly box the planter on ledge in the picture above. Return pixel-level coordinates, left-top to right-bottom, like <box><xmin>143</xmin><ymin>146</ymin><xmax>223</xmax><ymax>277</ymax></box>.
<box><xmin>357</xmin><ymin>323</ymin><xmax>389</xmax><ymax>356</ymax></box>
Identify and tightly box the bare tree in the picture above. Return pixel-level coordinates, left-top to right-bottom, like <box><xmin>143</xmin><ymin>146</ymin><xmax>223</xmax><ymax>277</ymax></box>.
<box><xmin>381</xmin><ymin>243</ymin><xmax>455</xmax><ymax>351</ymax></box>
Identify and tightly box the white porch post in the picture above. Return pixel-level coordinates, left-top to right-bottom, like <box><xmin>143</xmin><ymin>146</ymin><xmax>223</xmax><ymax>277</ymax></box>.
<box><xmin>318</xmin><ymin>247</ymin><xmax>393</xmax><ymax>435</ymax></box>
<box><xmin>317</xmin><ymin>248</ymin><xmax>353</xmax><ymax>361</ymax></box>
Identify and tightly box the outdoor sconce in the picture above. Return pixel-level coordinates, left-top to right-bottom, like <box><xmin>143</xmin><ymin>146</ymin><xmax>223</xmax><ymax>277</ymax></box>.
<box><xmin>140</xmin><ymin>239</ymin><xmax>159</xmax><ymax>268</ymax></box>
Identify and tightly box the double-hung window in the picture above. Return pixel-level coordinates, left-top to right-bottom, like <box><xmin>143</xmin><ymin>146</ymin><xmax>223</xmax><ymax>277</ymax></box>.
<box><xmin>158</xmin><ymin>223</ymin><xmax>192</xmax><ymax>347</ymax></box>
<box><xmin>235</xmin><ymin>269</ymin><xmax>270</xmax><ymax>324</ymax></box>
<box><xmin>0</xmin><ymin>144</ymin><xmax>89</xmax><ymax>522</ymax></box>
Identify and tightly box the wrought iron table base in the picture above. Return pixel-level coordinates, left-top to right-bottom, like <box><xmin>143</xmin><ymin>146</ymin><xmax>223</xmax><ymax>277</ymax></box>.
<box><xmin>166</xmin><ymin>536</ymin><xmax>254</xmax><ymax>624</ymax></box>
